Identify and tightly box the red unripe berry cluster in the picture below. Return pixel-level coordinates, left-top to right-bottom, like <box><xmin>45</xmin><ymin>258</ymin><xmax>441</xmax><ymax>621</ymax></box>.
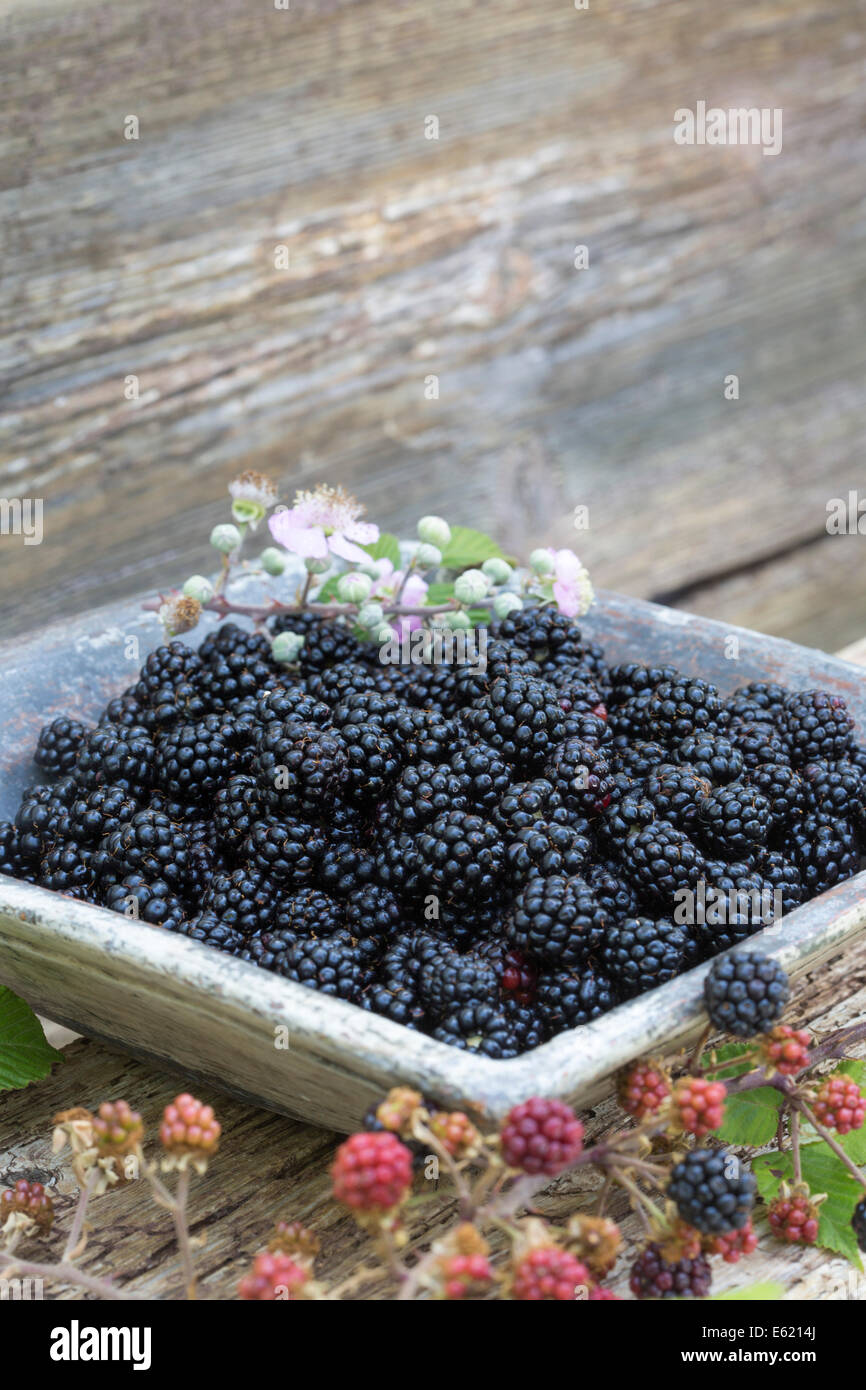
<box><xmin>768</xmin><ymin>1191</ymin><xmax>820</xmax><ymax>1245</ymax></box>
<box><xmin>92</xmin><ymin>1099</ymin><xmax>144</xmax><ymax>1156</ymax></box>
<box><xmin>0</xmin><ymin>1179</ymin><xmax>54</xmax><ymax>1233</ymax></box>
<box><xmin>500</xmin><ymin>1097</ymin><xmax>583</xmax><ymax>1175</ymax></box>
<box><xmin>761</xmin><ymin>1025</ymin><xmax>811</xmax><ymax>1076</ymax></box>
<box><xmin>438</xmin><ymin>1252</ymin><xmax>494</xmax><ymax>1299</ymax></box>
<box><xmin>238</xmin><ymin>1251</ymin><xmax>309</xmax><ymax>1299</ymax></box>
<box><xmin>331</xmin><ymin>1131</ymin><xmax>413</xmax><ymax>1212</ymax></box>
<box><xmin>618</xmin><ymin>1061</ymin><xmax>670</xmax><ymax>1120</ymax></box>
<box><xmin>511</xmin><ymin>1246</ymin><xmax>592</xmax><ymax>1300</ymax></box>
<box><xmin>671</xmin><ymin>1076</ymin><xmax>726</xmax><ymax>1137</ymax></box>
<box><xmin>703</xmin><ymin>1219</ymin><xmax>758</xmax><ymax>1263</ymax></box>
<box><xmin>160</xmin><ymin>1093</ymin><xmax>221</xmax><ymax>1157</ymax></box>
<box><xmin>812</xmin><ymin>1075</ymin><xmax>866</xmax><ymax>1135</ymax></box>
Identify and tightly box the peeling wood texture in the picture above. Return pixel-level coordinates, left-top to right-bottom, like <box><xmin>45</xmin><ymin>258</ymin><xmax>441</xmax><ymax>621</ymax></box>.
<box><xmin>2</xmin><ymin>0</ymin><xmax>866</xmax><ymax>643</ymax></box>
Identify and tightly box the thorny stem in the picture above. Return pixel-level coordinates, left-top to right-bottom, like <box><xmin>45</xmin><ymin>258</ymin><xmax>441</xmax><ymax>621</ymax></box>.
<box><xmin>794</xmin><ymin>1098</ymin><xmax>866</xmax><ymax>1192</ymax></box>
<box><xmin>689</xmin><ymin>1024</ymin><xmax>712</xmax><ymax>1075</ymax></box>
<box><xmin>805</xmin><ymin>1020</ymin><xmax>866</xmax><ymax>1068</ymax></box>
<box><xmin>173</xmin><ymin>1168</ymin><xmax>197</xmax><ymax>1299</ymax></box>
<box><xmin>0</xmin><ymin>1250</ymin><xmax>139</xmax><ymax>1301</ymax></box>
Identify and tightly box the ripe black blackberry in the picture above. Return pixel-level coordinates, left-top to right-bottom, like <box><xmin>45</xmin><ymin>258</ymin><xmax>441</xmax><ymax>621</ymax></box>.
<box><xmin>133</xmin><ymin>641</ymin><xmax>207</xmax><ymax>725</ymax></box>
<box><xmin>329</xmin><ymin>690</ymin><xmax>401</xmax><ymax>730</ymax></box>
<box><xmin>288</xmin><ymin>929</ymin><xmax>372</xmax><ymax>1001</ymax></box>
<box><xmin>39</xmin><ymin>841</ymin><xmax>94</xmax><ymax>895</ymax></box>
<box><xmin>431</xmin><ymin>1000</ymin><xmax>535</xmax><ymax>1059</ymax></box>
<box><xmin>14</xmin><ymin>786</ymin><xmax>70</xmax><ymax>861</ymax></box>
<box><xmin>784</xmin><ymin>689</ymin><xmax>854</xmax><ymax>764</ymax></box>
<box><xmin>74</xmin><ymin>723</ymin><xmax>155</xmax><ymax>797</ymax></box>
<box><xmin>213</xmin><ymin>775</ymin><xmax>264</xmax><ymax>851</ymax></box>
<box><xmin>417</xmin><ymin>945</ymin><xmax>499</xmax><ymax>1019</ymax></box>
<box><xmin>743</xmin><ymin>762</ymin><xmax>805</xmax><ymax>832</ymax></box>
<box><xmin>172</xmin><ymin>911</ymin><xmax>244</xmax><ymax>955</ymax></box>
<box><xmin>102</xmin><ymin>873</ymin><xmax>186</xmax><ymax>929</ymax></box>
<box><xmin>153</xmin><ymin>715</ymin><xmax>237</xmax><ymax>802</ymax></box>
<box><xmin>492</xmin><ymin>778</ymin><xmax>567</xmax><ymax>835</ymax></box>
<box><xmin>543</xmin><ymin>737</ymin><xmax>612</xmax><ymax>816</ymax></box>
<box><xmin>0</xmin><ymin>821</ymin><xmax>30</xmax><ymax>879</ymax></box>
<box><xmin>667</xmin><ymin>1147</ymin><xmax>756</xmax><ymax>1234</ymax></box>
<box><xmin>197</xmin><ymin>645</ymin><xmax>279</xmax><ymax>710</ymax></box>
<box><xmin>644</xmin><ymin>763</ymin><xmax>711</xmax><ymax>831</ymax></box>
<box><xmin>203</xmin><ymin>866</ymin><xmax>279</xmax><ymax>935</ymax></box>
<box><xmin>273</xmin><ymin>886</ymin><xmax>344</xmax><ymax>937</ymax></box>
<box><xmin>561</xmin><ymin>710</ymin><xmax>609</xmax><ymax>748</ymax></box>
<box><xmin>505</xmin><ymin>874</ymin><xmax>607</xmax><ymax>969</ymax></box>
<box><xmin>255</xmin><ymin>683</ymin><xmax>331</xmax><ymax>727</ymax></box>
<box><xmin>505</xmin><ymin>821</ymin><xmax>593</xmax><ymax>885</ymax></box>
<box><xmin>307</xmin><ymin>660</ymin><xmax>387</xmax><ymax>705</ymax></box>
<box><xmin>725</xmin><ymin>681</ymin><xmax>788</xmax><ymax>723</ymax></box>
<box><xmin>339</xmin><ymin>721</ymin><xmax>400</xmax><ymax>802</ymax></box>
<box><xmin>630</xmin><ymin>1244</ymin><xmax>711</xmax><ymax>1300</ymax></box>
<box><xmin>646</xmin><ymin>676</ymin><xmax>723</xmax><ymax>746</ymax></box>
<box><xmin>675</xmin><ymin>731</ymin><xmax>744</xmax><ymax>785</ymax></box>
<box><xmin>362</xmin><ymin>976</ymin><xmax>427</xmax><ymax>1029</ymax></box>
<box><xmin>99</xmin><ymin>689</ymin><xmax>152</xmax><ymax>730</ymax></box>
<box><xmin>251</xmin><ymin>720</ymin><xmax>348</xmax><ymax>814</ymax></box>
<box><xmin>495</xmin><ymin>605</ymin><xmax>586</xmax><ymax>667</ymax></box>
<box><xmin>535</xmin><ymin>965</ymin><xmax>618</xmax><ymax>1034</ymax></box>
<box><xmin>319</xmin><ymin>839</ymin><xmax>377</xmax><ymax>896</ymax></box>
<box><xmin>243</xmin><ymin>817</ymin><xmax>326</xmax><ymax>884</ymax></box>
<box><xmin>344</xmin><ymin>884</ymin><xmax>401</xmax><ymax>944</ymax></box>
<box><xmin>413</xmin><ymin>810</ymin><xmax>505</xmax><ymax>909</ymax></box>
<box><xmin>198</xmin><ymin>621</ymin><xmax>273</xmax><ymax>664</ymax></box>
<box><xmin>34</xmin><ymin>717</ymin><xmax>90</xmax><ymax>776</ymax></box>
<box><xmin>606</xmin><ymin>692</ymin><xmax>654</xmax><ymax>741</ymax></box>
<box><xmin>758</xmin><ymin>850</ymin><xmax>804</xmax><ymax>914</ymax></box>
<box><xmin>801</xmin><ymin>758</ymin><xmax>864</xmax><ymax>821</ymax></box>
<box><xmin>598</xmin><ymin>779</ymin><xmax>657</xmax><ymax>853</ymax></box>
<box><xmin>64</xmin><ymin>787</ymin><xmax>139</xmax><ymax>845</ymax></box>
<box><xmin>545</xmin><ymin>668</ymin><xmax>607</xmax><ymax>719</ymax></box>
<box><xmin>99</xmin><ymin>810</ymin><xmax>190</xmax><ymax>892</ymax></box>
<box><xmin>607</xmin><ymin>663</ymin><xmax>679</xmax><ymax>706</ymax></box>
<box><xmin>609</xmin><ymin>739</ymin><xmax>670</xmax><ymax>781</ymax></box>
<box><xmin>381</xmin><ymin>706</ymin><xmax>458</xmax><ymax>764</ymax></box>
<box><xmin>600</xmin><ymin>917</ymin><xmax>688</xmax><ymax>997</ymax></box>
<box><xmin>621</xmin><ymin>821</ymin><xmax>706</xmax><ymax>905</ymax></box>
<box><xmin>373</xmin><ymin>826</ymin><xmax>422</xmax><ymax>896</ymax></box>
<box><xmin>448</xmin><ymin>742</ymin><xmax>511</xmax><ymax>813</ymax></box>
<box><xmin>448</xmin><ymin>638</ymin><xmax>540</xmax><ymax>706</ymax></box>
<box><xmin>852</xmin><ymin>1197</ymin><xmax>866</xmax><ymax>1253</ymax></box>
<box><xmin>361</xmin><ymin>932</ymin><xmax>437</xmax><ymax>1027</ymax></box>
<box><xmin>585</xmin><ymin>861</ymin><xmax>640</xmax><ymax>922</ymax></box>
<box><xmin>704</xmin><ymin>949</ymin><xmax>790</xmax><ymax>1036</ymax></box>
<box><xmin>728</xmin><ymin>717</ymin><xmax>791</xmax><ymax>769</ymax></box>
<box><xmin>785</xmin><ymin>813</ymin><xmax>859</xmax><ymax>895</ymax></box>
<box><xmin>699</xmin><ymin>782</ymin><xmax>771</xmax><ymax>858</ymax></box>
<box><xmin>698</xmin><ymin>859</ymin><xmax>775</xmax><ymax>947</ymax></box>
<box><xmin>466</xmin><ymin>673</ymin><xmax>567</xmax><ymax>767</ymax></box>
<box><xmin>269</xmin><ymin>612</ymin><xmax>362</xmax><ymax>670</ymax></box>
<box><xmin>391</xmin><ymin>760</ymin><xmax>470</xmax><ymax>831</ymax></box>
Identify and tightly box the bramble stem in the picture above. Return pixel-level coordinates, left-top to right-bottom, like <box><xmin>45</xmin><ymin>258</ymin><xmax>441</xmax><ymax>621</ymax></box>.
<box><xmin>791</xmin><ymin>1110</ymin><xmax>803</xmax><ymax>1186</ymax></box>
<box><xmin>794</xmin><ymin>1098</ymin><xmax>866</xmax><ymax>1192</ymax></box>
<box><xmin>173</xmin><ymin>1168</ymin><xmax>197</xmax><ymax>1299</ymax></box>
<box><xmin>0</xmin><ymin>1250</ymin><xmax>138</xmax><ymax>1300</ymax></box>
<box><xmin>62</xmin><ymin>1167</ymin><xmax>99</xmax><ymax>1262</ymax></box>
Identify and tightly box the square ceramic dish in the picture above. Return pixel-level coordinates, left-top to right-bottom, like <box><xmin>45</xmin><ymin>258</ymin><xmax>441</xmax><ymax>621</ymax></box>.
<box><xmin>1</xmin><ymin>589</ymin><xmax>865</xmax><ymax>1132</ymax></box>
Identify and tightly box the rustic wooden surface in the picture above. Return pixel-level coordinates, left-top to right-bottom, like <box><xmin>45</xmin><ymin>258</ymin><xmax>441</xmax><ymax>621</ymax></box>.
<box><xmin>2</xmin><ymin>0</ymin><xmax>866</xmax><ymax>647</ymax></box>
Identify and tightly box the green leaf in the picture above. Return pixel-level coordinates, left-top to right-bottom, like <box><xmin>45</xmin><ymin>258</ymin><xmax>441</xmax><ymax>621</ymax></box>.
<box><xmin>703</xmin><ymin>1041</ymin><xmax>757</xmax><ymax>1078</ymax></box>
<box><xmin>311</xmin><ymin>574</ymin><xmax>342</xmax><ymax>603</ymax></box>
<box><xmin>439</xmin><ymin>526</ymin><xmax>504</xmax><ymax>571</ymax></box>
<box><xmin>753</xmin><ymin>1146</ymin><xmax>864</xmax><ymax>1269</ymax></box>
<box><xmin>424</xmin><ymin>582</ymin><xmax>455</xmax><ymax>605</ymax></box>
<box><xmin>362</xmin><ymin>532</ymin><xmax>401</xmax><ymax>569</ymax></box>
<box><xmin>711</xmin><ymin>1282</ymin><xmax>786</xmax><ymax>1301</ymax></box>
<box><xmin>0</xmin><ymin>987</ymin><xmax>63</xmax><ymax>1092</ymax></box>
<box><xmin>717</xmin><ymin>1086</ymin><xmax>783</xmax><ymax>1148</ymax></box>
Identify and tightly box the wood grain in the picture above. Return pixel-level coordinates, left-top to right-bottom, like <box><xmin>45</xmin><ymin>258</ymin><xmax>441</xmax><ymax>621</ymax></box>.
<box><xmin>2</xmin><ymin>0</ymin><xmax>866</xmax><ymax>645</ymax></box>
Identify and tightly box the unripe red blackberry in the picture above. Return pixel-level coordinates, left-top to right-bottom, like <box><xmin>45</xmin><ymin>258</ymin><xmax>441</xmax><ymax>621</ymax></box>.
<box><xmin>238</xmin><ymin>1250</ymin><xmax>310</xmax><ymax>1299</ymax></box>
<box><xmin>331</xmin><ymin>1131</ymin><xmax>413</xmax><ymax>1212</ymax></box>
<box><xmin>499</xmin><ymin>1097</ymin><xmax>583</xmax><ymax>1175</ymax></box>
<box><xmin>768</xmin><ymin>1187</ymin><xmax>820</xmax><ymax>1245</ymax></box>
<box><xmin>267</xmin><ymin>1220</ymin><xmax>321</xmax><ymax>1263</ymax></box>
<box><xmin>703</xmin><ymin>1219</ymin><xmax>758</xmax><ymax>1263</ymax></box>
<box><xmin>761</xmin><ymin>1024</ymin><xmax>811</xmax><ymax>1076</ymax></box>
<box><xmin>511</xmin><ymin>1245</ymin><xmax>593</xmax><ymax>1300</ymax></box>
<box><xmin>159</xmin><ymin>1093</ymin><xmax>220</xmax><ymax>1165</ymax></box>
<box><xmin>92</xmin><ymin>1100</ymin><xmax>144</xmax><ymax>1156</ymax></box>
<box><xmin>0</xmin><ymin>1179</ymin><xmax>54</xmax><ymax>1233</ymax></box>
<box><xmin>812</xmin><ymin>1073</ymin><xmax>866</xmax><ymax>1135</ymax></box>
<box><xmin>436</xmin><ymin>1251</ymin><xmax>495</xmax><ymax>1299</ymax></box>
<box><xmin>670</xmin><ymin>1076</ymin><xmax>727</xmax><ymax>1138</ymax></box>
<box><xmin>617</xmin><ymin>1060</ymin><xmax>671</xmax><ymax>1120</ymax></box>
<box><xmin>428</xmin><ymin>1111</ymin><xmax>482</xmax><ymax>1159</ymax></box>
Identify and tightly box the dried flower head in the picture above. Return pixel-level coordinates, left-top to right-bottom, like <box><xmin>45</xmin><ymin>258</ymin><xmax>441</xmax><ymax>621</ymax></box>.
<box><xmin>158</xmin><ymin>595</ymin><xmax>201</xmax><ymax>636</ymax></box>
<box><xmin>229</xmin><ymin>471</ymin><xmax>279</xmax><ymax>527</ymax></box>
<box><xmin>267</xmin><ymin>1220</ymin><xmax>321</xmax><ymax>1266</ymax></box>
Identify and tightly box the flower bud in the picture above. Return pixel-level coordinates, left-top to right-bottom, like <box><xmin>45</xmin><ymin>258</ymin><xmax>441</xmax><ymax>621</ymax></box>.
<box><xmin>337</xmin><ymin>571</ymin><xmax>373</xmax><ymax>604</ymax></box>
<box><xmin>529</xmin><ymin>548</ymin><xmax>555</xmax><ymax>576</ymax></box>
<box><xmin>272</xmin><ymin>631</ymin><xmax>306</xmax><ymax>664</ymax></box>
<box><xmin>415</xmin><ymin>543</ymin><xmax>442</xmax><ymax>568</ymax></box>
<box><xmin>260</xmin><ymin>547</ymin><xmax>287</xmax><ymax>576</ymax></box>
<box><xmin>482</xmin><ymin>556</ymin><xmax>512</xmax><ymax>585</ymax></box>
<box><xmin>417</xmin><ymin>515</ymin><xmax>452</xmax><ymax>549</ymax></box>
<box><xmin>210</xmin><ymin>523</ymin><xmax>242</xmax><ymax>554</ymax></box>
<box><xmin>357</xmin><ymin>602</ymin><xmax>385</xmax><ymax>630</ymax></box>
<box><xmin>493</xmin><ymin>592</ymin><xmax>523</xmax><ymax>619</ymax></box>
<box><xmin>454</xmin><ymin>569</ymin><xmax>488</xmax><ymax>605</ymax></box>
<box><xmin>182</xmin><ymin>574</ymin><xmax>215</xmax><ymax>603</ymax></box>
<box><xmin>304</xmin><ymin>557</ymin><xmax>331</xmax><ymax>575</ymax></box>
<box><xmin>445</xmin><ymin>609</ymin><xmax>472</xmax><ymax>630</ymax></box>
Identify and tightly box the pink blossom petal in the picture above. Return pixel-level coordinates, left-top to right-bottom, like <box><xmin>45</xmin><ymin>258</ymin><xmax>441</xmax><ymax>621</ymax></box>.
<box><xmin>553</xmin><ymin>548</ymin><xmax>583</xmax><ymax>583</ymax></box>
<box><xmin>328</xmin><ymin>532</ymin><xmax>372</xmax><ymax>564</ymax></box>
<box><xmin>343</xmin><ymin>520</ymin><xmax>380</xmax><ymax>545</ymax></box>
<box><xmin>268</xmin><ymin>513</ymin><xmax>328</xmax><ymax>558</ymax></box>
<box><xmin>553</xmin><ymin>578</ymin><xmax>581</xmax><ymax>617</ymax></box>
<box><xmin>401</xmin><ymin>574</ymin><xmax>429</xmax><ymax>607</ymax></box>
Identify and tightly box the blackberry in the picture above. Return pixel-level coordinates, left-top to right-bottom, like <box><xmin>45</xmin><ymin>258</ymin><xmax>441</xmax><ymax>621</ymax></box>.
<box><xmin>64</xmin><ymin>787</ymin><xmax>139</xmax><ymax>845</ymax></box>
<box><xmin>431</xmin><ymin>1000</ymin><xmax>530</xmax><ymax>1059</ymax></box>
<box><xmin>784</xmin><ymin>689</ymin><xmax>854</xmax><ymax>763</ymax></box>
<box><xmin>288</xmin><ymin>929</ymin><xmax>371</xmax><ymax>1001</ymax></box>
<box><xmin>667</xmin><ymin>1147</ymin><xmax>756</xmax><ymax>1234</ymax></box>
<box><xmin>241</xmin><ymin>925</ymin><xmax>298</xmax><ymax>975</ymax></box>
<box><xmin>413</xmin><ymin>810</ymin><xmax>505</xmax><ymax>910</ymax></box>
<box><xmin>199</xmin><ymin>621</ymin><xmax>273</xmax><ymax>663</ymax></box>
<box><xmin>361</xmin><ymin>934</ymin><xmax>433</xmax><ymax>1027</ymax></box>
<box><xmin>647</xmin><ymin>676</ymin><xmax>723</xmax><ymax>745</ymax></box>
<box><xmin>39</xmin><ymin>841</ymin><xmax>94</xmax><ymax>895</ymax></box>
<box><xmin>154</xmin><ymin>715</ymin><xmax>237</xmax><ymax>802</ymax></box>
<box><xmin>319</xmin><ymin>839</ymin><xmax>377</xmax><ymax>895</ymax></box>
<box><xmin>448</xmin><ymin>639</ymin><xmax>540</xmax><ymax>706</ymax></box>
<box><xmin>644</xmin><ymin>763</ymin><xmax>711</xmax><ymax>831</ymax></box>
<box><xmin>621</xmin><ymin>821</ymin><xmax>706</xmax><ymax>905</ymax></box>
<box><xmin>599</xmin><ymin>780</ymin><xmax>657</xmax><ymax>853</ymax></box>
<box><xmin>362</xmin><ymin>976</ymin><xmax>426</xmax><ymax>1029</ymax></box>
<box><xmin>243</xmin><ymin>817</ymin><xmax>326</xmax><ymax>884</ymax></box>
<box><xmin>725</xmin><ymin>681</ymin><xmax>788</xmax><ymax>723</ymax></box>
<box><xmin>14</xmin><ymin>786</ymin><xmax>70</xmax><ymax>861</ymax></box>
<box><xmin>600</xmin><ymin>917</ymin><xmax>688</xmax><ymax>997</ymax></box>
<box><xmin>34</xmin><ymin>717</ymin><xmax>90</xmax><ymax>776</ymax></box>
<box><xmin>699</xmin><ymin>782</ymin><xmax>771</xmax><ymax>858</ymax></box>
<box><xmin>418</xmin><ymin>945</ymin><xmax>499</xmax><ymax>1019</ymax></box>
<box><xmin>99</xmin><ymin>689</ymin><xmax>152</xmax><ymax>730</ymax></box>
<box><xmin>339</xmin><ymin>721</ymin><xmax>400</xmax><ymax>802</ymax></box>
<box><xmin>251</xmin><ymin>720</ymin><xmax>348</xmax><ymax>813</ymax></box>
<box><xmin>344</xmin><ymin>884</ymin><xmax>402</xmax><ymax>946</ymax></box>
<box><xmin>852</xmin><ymin>1197</ymin><xmax>866</xmax><ymax>1253</ymax></box>
<box><xmin>133</xmin><ymin>642</ymin><xmax>207</xmax><ymax>725</ymax></box>
<box><xmin>0</xmin><ymin>821</ymin><xmax>29</xmax><ymax>878</ymax></box>
<box><xmin>630</xmin><ymin>1244</ymin><xmax>711</xmax><ymax>1300</ymax></box>
<box><xmin>198</xmin><ymin>649</ymin><xmax>278</xmax><ymax>710</ymax></box>
<box><xmin>505</xmin><ymin>874</ymin><xmax>607</xmax><ymax>969</ymax></box>
<box><xmin>374</xmin><ymin>826</ymin><xmax>422</xmax><ymax>896</ymax></box>
<box><xmin>213</xmin><ymin>775</ymin><xmax>264</xmax><ymax>851</ymax></box>
<box><xmin>562</xmin><ymin>710</ymin><xmax>609</xmax><ymax>748</ymax></box>
<box><xmin>704</xmin><ymin>949</ymin><xmax>790</xmax><ymax>1037</ymax></box>
<box><xmin>505</xmin><ymin>821</ymin><xmax>593</xmax><ymax>885</ymax></box>
<box><xmin>467</xmin><ymin>673</ymin><xmax>567</xmax><ymax>767</ymax></box>
<box><xmin>391</xmin><ymin>760</ymin><xmax>470</xmax><ymax>831</ymax></box>
<box><xmin>203</xmin><ymin>867</ymin><xmax>279</xmax><ymax>935</ymax></box>
<box><xmin>383</xmin><ymin>707</ymin><xmax>459</xmax><ymax>766</ymax></box>
<box><xmin>449</xmin><ymin>742</ymin><xmax>511</xmax><ymax>813</ymax></box>
<box><xmin>585</xmin><ymin>861</ymin><xmax>640</xmax><ymax>922</ymax></box>
<box><xmin>307</xmin><ymin>660</ymin><xmax>383</xmax><ymax>705</ymax></box>
<box><xmin>758</xmin><ymin>850</ymin><xmax>804</xmax><ymax>914</ymax></box>
<box><xmin>273</xmin><ymin>886</ymin><xmax>344</xmax><ymax>936</ymax></box>
<box><xmin>801</xmin><ymin>759</ymin><xmax>864</xmax><ymax>821</ymax></box>
<box><xmin>492</xmin><ymin>778</ymin><xmax>566</xmax><ymax>835</ymax></box>
<box><xmin>102</xmin><ymin>873</ymin><xmax>185</xmax><ymax>928</ymax></box>
<box><xmin>329</xmin><ymin>690</ymin><xmax>401</xmax><ymax>730</ymax></box>
<box><xmin>694</xmin><ymin>860</ymin><xmax>775</xmax><ymax>955</ymax></box>
<box><xmin>74</xmin><ymin>723</ymin><xmax>155</xmax><ymax>797</ymax></box>
<box><xmin>607</xmin><ymin>692</ymin><xmax>653</xmax><ymax>741</ymax></box>
<box><xmin>475</xmin><ymin>938</ymin><xmax>539</xmax><ymax>1004</ymax></box>
<box><xmin>535</xmin><ymin>965</ymin><xmax>618</xmax><ymax>1033</ymax></box>
<box><xmin>185</xmin><ymin>839</ymin><xmax>223</xmax><ymax>902</ymax></box>
<box><xmin>676</xmin><ymin>732</ymin><xmax>744</xmax><ymax>785</ymax></box>
<box><xmin>785</xmin><ymin>813</ymin><xmax>860</xmax><ymax>895</ymax></box>
<box><xmin>543</xmin><ymin>737</ymin><xmax>612</xmax><ymax>816</ymax></box>
<box><xmin>728</xmin><ymin>717</ymin><xmax>791</xmax><ymax>769</ymax></box>
<box><xmin>610</xmin><ymin>739</ymin><xmax>670</xmax><ymax>780</ymax></box>
<box><xmin>255</xmin><ymin>683</ymin><xmax>331</xmax><ymax>727</ymax></box>
<box><xmin>608</xmin><ymin>663</ymin><xmax>679</xmax><ymax>705</ymax></box>
<box><xmin>495</xmin><ymin>605</ymin><xmax>586</xmax><ymax>667</ymax></box>
<box><xmin>172</xmin><ymin>911</ymin><xmax>244</xmax><ymax>955</ymax></box>
<box><xmin>743</xmin><ymin>762</ymin><xmax>806</xmax><ymax>832</ymax></box>
<box><xmin>99</xmin><ymin>810</ymin><xmax>189</xmax><ymax>892</ymax></box>
<box><xmin>269</xmin><ymin>612</ymin><xmax>361</xmax><ymax>669</ymax></box>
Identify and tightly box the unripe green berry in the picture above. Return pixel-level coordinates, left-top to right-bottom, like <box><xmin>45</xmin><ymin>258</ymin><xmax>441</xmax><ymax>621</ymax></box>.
<box><xmin>493</xmin><ymin>592</ymin><xmax>523</xmax><ymax>619</ymax></box>
<box><xmin>304</xmin><ymin>557</ymin><xmax>330</xmax><ymax>575</ymax></box>
<box><xmin>260</xmin><ymin>547</ymin><xmax>287</xmax><ymax>576</ymax></box>
<box><xmin>445</xmin><ymin>610</ymin><xmax>473</xmax><ymax>631</ymax></box>
<box><xmin>231</xmin><ymin>497</ymin><xmax>266</xmax><ymax>528</ymax></box>
<box><xmin>417</xmin><ymin>515</ymin><xmax>452</xmax><ymax>549</ymax></box>
<box><xmin>182</xmin><ymin>575</ymin><xmax>215</xmax><ymax>603</ymax></box>
<box><xmin>482</xmin><ymin>556</ymin><xmax>512</xmax><ymax>585</ymax></box>
<box><xmin>415</xmin><ymin>543</ymin><xmax>442</xmax><ymax>568</ymax></box>
<box><xmin>529</xmin><ymin>548</ymin><xmax>555</xmax><ymax>576</ymax></box>
<box><xmin>337</xmin><ymin>571</ymin><xmax>373</xmax><ymax>604</ymax></box>
<box><xmin>357</xmin><ymin>602</ymin><xmax>385</xmax><ymax>630</ymax></box>
<box><xmin>454</xmin><ymin>569</ymin><xmax>488</xmax><ymax>604</ymax></box>
<box><xmin>272</xmin><ymin>631</ymin><xmax>305</xmax><ymax>664</ymax></box>
<box><xmin>210</xmin><ymin>523</ymin><xmax>242</xmax><ymax>554</ymax></box>
<box><xmin>376</xmin><ymin>625</ymin><xmax>396</xmax><ymax>644</ymax></box>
